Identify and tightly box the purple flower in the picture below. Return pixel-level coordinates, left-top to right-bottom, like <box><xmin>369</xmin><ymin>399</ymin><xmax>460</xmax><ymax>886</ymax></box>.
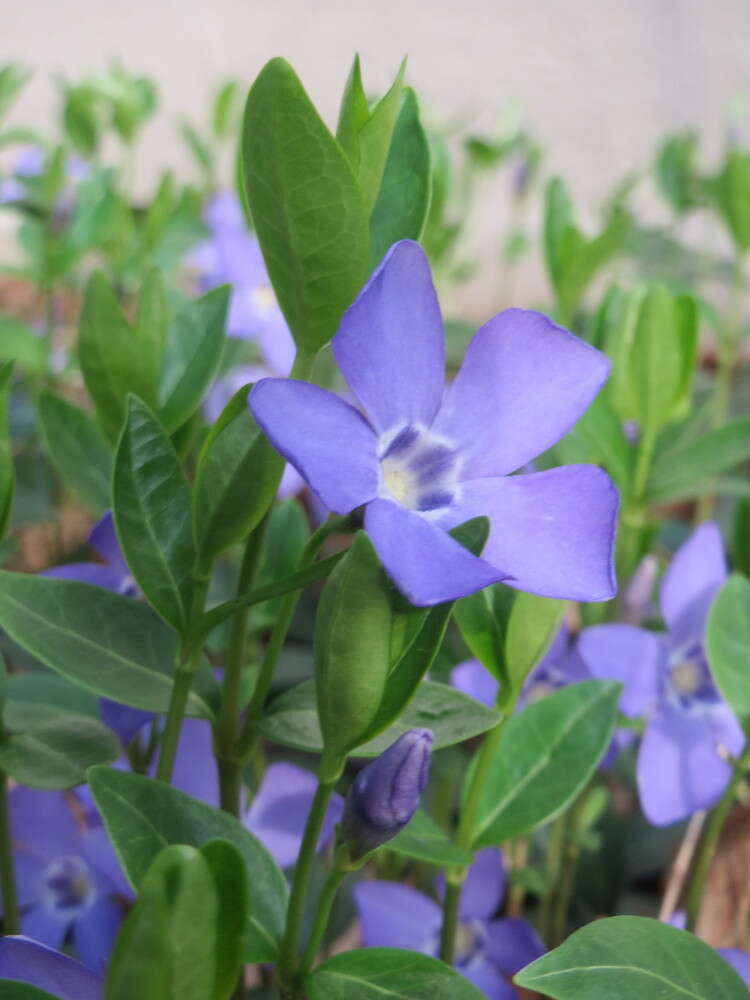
<box><xmin>250</xmin><ymin>240</ymin><xmax>618</xmax><ymax>607</ymax></box>
<box><xmin>354</xmin><ymin>848</ymin><xmax>545</xmax><ymax>999</ymax></box>
<box><xmin>341</xmin><ymin>729</ymin><xmax>432</xmax><ymax>859</ymax></box>
<box><xmin>719</xmin><ymin>949</ymin><xmax>750</xmax><ymax>986</ymax></box>
<box><xmin>245</xmin><ymin>762</ymin><xmax>344</xmax><ymax>869</ymax></box>
<box><xmin>579</xmin><ymin>522</ymin><xmax>745</xmax><ymax>826</ymax></box>
<box><xmin>6</xmin><ymin>787</ymin><xmax>131</xmax><ymax>974</ymax></box>
<box><xmin>189</xmin><ymin>192</ymin><xmax>295</xmax><ymax>371</ymax></box>
<box><xmin>0</xmin><ymin>937</ymin><xmax>102</xmax><ymax>999</ymax></box>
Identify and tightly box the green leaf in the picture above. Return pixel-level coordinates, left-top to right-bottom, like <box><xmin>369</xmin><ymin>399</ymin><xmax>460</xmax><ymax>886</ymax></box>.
<box><xmin>514</xmin><ymin>915</ymin><xmax>749</xmax><ymax>999</ymax></box>
<box><xmin>369</xmin><ymin>87</ymin><xmax>431</xmax><ymax>268</ymax></box>
<box><xmin>241</xmin><ymin>58</ymin><xmax>369</xmax><ymax>353</ymax></box>
<box><xmin>253</xmin><ymin>499</ymin><xmax>310</xmax><ymax>628</ymax></box>
<box><xmin>0</xmin><ymin>572</ymin><xmax>213</xmax><ymax>717</ymax></box>
<box><xmin>0</xmin><ymin>362</ymin><xmax>13</xmax><ymax>538</ymax></box>
<box><xmin>454</xmin><ymin>584</ymin><xmax>512</xmax><ymax>681</ymax></box>
<box><xmin>38</xmin><ymin>391</ymin><xmax>112</xmax><ymax>512</ymax></box>
<box><xmin>212</xmin><ymin>80</ymin><xmax>239</xmax><ymax>138</ymax></box>
<box><xmin>113</xmin><ymin>396</ymin><xmax>196</xmax><ymax>633</ymax></box>
<box><xmin>260</xmin><ymin>678</ymin><xmax>500</xmax><ymax>757</ymax></box>
<box><xmin>707</xmin><ymin>574</ymin><xmax>750</xmax><ymax>719</ymax></box>
<box><xmin>4</xmin><ymin>671</ymin><xmax>98</xmax><ymax>729</ymax></box>
<box><xmin>200</xmin><ymin>840</ymin><xmax>249</xmax><ymax>1000</ymax></box>
<box><xmin>647</xmin><ymin>418</ymin><xmax>750</xmax><ymax>501</ymax></box>
<box><xmin>388</xmin><ymin>809</ymin><xmax>473</xmax><ymax>866</ymax></box>
<box><xmin>563</xmin><ymin>392</ymin><xmax>634</xmax><ymax>496</ymax></box>
<box><xmin>349</xmin><ymin>59</ymin><xmax>406</xmax><ymax>214</ymax></box>
<box><xmin>714</xmin><ymin>148</ymin><xmax>750</xmax><ymax>251</ymax></box>
<box><xmin>0</xmin><ymin>715</ymin><xmax>119</xmax><ymax>788</ymax></box>
<box><xmin>89</xmin><ymin>765</ymin><xmax>287</xmax><ymax>963</ymax></box>
<box><xmin>135</xmin><ymin>268</ymin><xmax>169</xmax><ymax>375</ymax></box>
<box><xmin>193</xmin><ymin>382</ymin><xmax>282</xmax><ymax>573</ymax></box>
<box><xmin>734</xmin><ymin>501</ymin><xmax>750</xmax><ymax>578</ymax></box>
<box><xmin>0</xmin><ymin>317</ymin><xmax>46</xmax><ymax>372</ymax></box>
<box><xmin>0</xmin><ymin>985</ymin><xmax>61</xmax><ymax>1000</ymax></box>
<box><xmin>78</xmin><ymin>271</ymin><xmax>159</xmax><ymax>441</ymax></box>
<box><xmin>306</xmin><ymin>948</ymin><xmax>486</xmax><ymax>1000</ymax></box>
<box><xmin>503</xmin><ymin>592</ymin><xmax>567</xmax><ymax>708</ymax></box>
<box><xmin>335</xmin><ymin>55</ymin><xmax>370</xmax><ymax>169</ymax></box>
<box><xmin>315</xmin><ymin>532</ymin><xmax>393</xmax><ymax>757</ymax></box>
<box><xmin>471</xmin><ymin>681</ymin><xmax>620</xmax><ymax>847</ymax></box>
<box><xmin>158</xmin><ymin>287</ymin><xmax>229</xmax><ymax>433</ymax></box>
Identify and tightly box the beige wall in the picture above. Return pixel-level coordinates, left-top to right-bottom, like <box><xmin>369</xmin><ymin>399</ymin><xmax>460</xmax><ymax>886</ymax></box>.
<box><xmin>3</xmin><ymin>0</ymin><xmax>750</xmax><ymax>314</ymax></box>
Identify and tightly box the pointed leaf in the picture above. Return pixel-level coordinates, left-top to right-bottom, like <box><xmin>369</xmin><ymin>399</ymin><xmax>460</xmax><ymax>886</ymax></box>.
<box><xmin>306</xmin><ymin>949</ymin><xmax>486</xmax><ymax>1000</ymax></box>
<box><xmin>38</xmin><ymin>391</ymin><xmax>112</xmax><ymax>512</ymax></box>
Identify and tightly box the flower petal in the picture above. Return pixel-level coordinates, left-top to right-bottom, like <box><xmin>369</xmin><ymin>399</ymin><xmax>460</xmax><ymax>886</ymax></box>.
<box><xmin>88</xmin><ymin>512</ymin><xmax>129</xmax><ymax>580</ymax></box>
<box><xmin>354</xmin><ymin>880</ymin><xmax>441</xmax><ymax>951</ymax></box>
<box><xmin>365</xmin><ymin>498</ymin><xmax>506</xmax><ymax>606</ymax></box>
<box><xmin>21</xmin><ymin>903</ymin><xmax>68</xmax><ymax>951</ymax></box>
<box><xmin>440</xmin><ymin>467</ymin><xmax>618</xmax><ymax>601</ymax></box>
<box><xmin>43</xmin><ymin>563</ymin><xmax>127</xmax><ymax>592</ymax></box>
<box><xmin>11</xmin><ymin>787</ymin><xmax>80</xmax><ymax>859</ymax></box>
<box><xmin>578</xmin><ymin>624</ymin><xmax>666</xmax><ymax>717</ymax></box>
<box><xmin>99</xmin><ymin>699</ymin><xmax>153</xmax><ymax>747</ymax></box>
<box><xmin>460</xmin><ymin>847</ymin><xmax>505</xmax><ymax>921</ymax></box>
<box><xmin>451</xmin><ymin>661</ymin><xmax>499</xmax><ymax>707</ymax></box>
<box><xmin>332</xmin><ymin>240</ymin><xmax>445</xmax><ymax>435</ymax></box>
<box><xmin>718</xmin><ymin>949</ymin><xmax>750</xmax><ymax>986</ymax></box>
<box><xmin>637</xmin><ymin>703</ymin><xmax>741</xmax><ymax>826</ymax></box>
<box><xmin>433</xmin><ymin>309</ymin><xmax>610</xmax><ymax>477</ymax></box>
<box><xmin>485</xmin><ymin>917</ymin><xmax>546</xmax><ymax>975</ymax></box>
<box><xmin>73</xmin><ymin>897</ymin><xmax>124</xmax><ymax>974</ymax></box>
<box><xmin>244</xmin><ymin>762</ymin><xmax>343</xmax><ymax>870</ymax></box>
<box><xmin>250</xmin><ymin>379</ymin><xmax>379</xmax><ymax>515</ymax></box>
<box><xmin>0</xmin><ymin>936</ymin><xmax>102</xmax><ymax>1000</ymax></box>
<box><xmin>660</xmin><ymin>522</ymin><xmax>727</xmax><ymax>646</ymax></box>
<box><xmin>459</xmin><ymin>954</ymin><xmax>516</xmax><ymax>1000</ymax></box>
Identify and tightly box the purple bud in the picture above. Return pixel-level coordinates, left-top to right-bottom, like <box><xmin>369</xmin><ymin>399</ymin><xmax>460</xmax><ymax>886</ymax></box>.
<box><xmin>341</xmin><ymin>729</ymin><xmax>433</xmax><ymax>859</ymax></box>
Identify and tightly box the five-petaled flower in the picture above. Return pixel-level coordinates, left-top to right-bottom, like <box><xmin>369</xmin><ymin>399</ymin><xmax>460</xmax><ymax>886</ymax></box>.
<box><xmin>579</xmin><ymin>522</ymin><xmax>744</xmax><ymax>826</ymax></box>
<box><xmin>250</xmin><ymin>240</ymin><xmax>618</xmax><ymax>606</ymax></box>
<box><xmin>355</xmin><ymin>847</ymin><xmax>545</xmax><ymax>999</ymax></box>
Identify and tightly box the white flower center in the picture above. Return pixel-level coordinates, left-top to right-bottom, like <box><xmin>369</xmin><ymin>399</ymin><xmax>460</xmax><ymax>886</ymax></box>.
<box><xmin>251</xmin><ymin>285</ymin><xmax>276</xmax><ymax>313</ymax></box>
<box><xmin>378</xmin><ymin>425</ymin><xmax>460</xmax><ymax>513</ymax></box>
<box><xmin>42</xmin><ymin>855</ymin><xmax>94</xmax><ymax>915</ymax></box>
<box><xmin>671</xmin><ymin>660</ymin><xmax>703</xmax><ymax>695</ymax></box>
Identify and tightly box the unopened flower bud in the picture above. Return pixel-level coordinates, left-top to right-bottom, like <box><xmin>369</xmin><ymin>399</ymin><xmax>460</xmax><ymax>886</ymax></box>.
<box><xmin>340</xmin><ymin>729</ymin><xmax>433</xmax><ymax>859</ymax></box>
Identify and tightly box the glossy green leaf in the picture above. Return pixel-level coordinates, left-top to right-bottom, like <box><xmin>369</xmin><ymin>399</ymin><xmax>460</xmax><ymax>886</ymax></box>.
<box><xmin>453</xmin><ymin>585</ymin><xmax>510</xmax><ymax>681</ymax></box>
<box><xmin>78</xmin><ymin>271</ymin><xmax>159</xmax><ymax>441</ymax></box>
<box><xmin>471</xmin><ymin>681</ymin><xmax>620</xmax><ymax>847</ymax></box>
<box><xmin>4</xmin><ymin>671</ymin><xmax>98</xmax><ymax>729</ymax></box>
<box><xmin>113</xmin><ymin>396</ymin><xmax>195</xmax><ymax>633</ymax></box>
<box><xmin>0</xmin><ymin>715</ymin><xmax>119</xmax><ymax>789</ymax></box>
<box><xmin>0</xmin><ymin>362</ymin><xmax>13</xmax><ymax>538</ymax></box>
<box><xmin>647</xmin><ymin>418</ymin><xmax>750</xmax><ymax>501</ymax></box>
<box><xmin>335</xmin><ymin>55</ymin><xmax>370</xmax><ymax>168</ymax></box>
<box><xmin>200</xmin><ymin>840</ymin><xmax>249</xmax><ymax>1000</ymax></box>
<box><xmin>193</xmin><ymin>382</ymin><xmax>282</xmax><ymax>573</ymax></box>
<box><xmin>253</xmin><ymin>499</ymin><xmax>310</xmax><ymax>628</ymax></box>
<box><xmin>707</xmin><ymin>574</ymin><xmax>750</xmax><ymax>719</ymax></box>
<box><xmin>369</xmin><ymin>87</ymin><xmax>431</xmax><ymax>268</ymax></box>
<box><xmin>514</xmin><ymin>915</ymin><xmax>748</xmax><ymax>999</ymax></box>
<box><xmin>0</xmin><ymin>985</ymin><xmax>61</xmax><ymax>1000</ymax></box>
<box><xmin>135</xmin><ymin>268</ymin><xmax>169</xmax><ymax>374</ymax></box>
<box><xmin>241</xmin><ymin>58</ymin><xmax>369</xmax><ymax>353</ymax></box>
<box><xmin>306</xmin><ymin>948</ymin><xmax>486</xmax><ymax>1000</ymax></box>
<box><xmin>389</xmin><ymin>809</ymin><xmax>473</xmax><ymax>866</ymax></box>
<box><xmin>158</xmin><ymin>286</ymin><xmax>229</xmax><ymax>433</ymax></box>
<box><xmin>315</xmin><ymin>532</ymin><xmax>393</xmax><ymax>757</ymax></box>
<box><xmin>89</xmin><ymin>765</ymin><xmax>287</xmax><ymax>963</ymax></box>
<box><xmin>260</xmin><ymin>678</ymin><xmax>500</xmax><ymax>757</ymax></box>
<box><xmin>38</xmin><ymin>391</ymin><xmax>112</xmax><ymax>512</ymax></box>
<box><xmin>503</xmin><ymin>592</ymin><xmax>567</xmax><ymax>708</ymax></box>
<box><xmin>0</xmin><ymin>572</ymin><xmax>213</xmax><ymax>717</ymax></box>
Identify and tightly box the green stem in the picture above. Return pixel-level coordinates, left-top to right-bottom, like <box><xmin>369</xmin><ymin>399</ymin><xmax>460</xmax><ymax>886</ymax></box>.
<box><xmin>277</xmin><ymin>768</ymin><xmax>341</xmax><ymax>994</ymax></box>
<box><xmin>299</xmin><ymin>860</ymin><xmax>348</xmax><ymax>976</ymax></box>
<box><xmin>236</xmin><ymin>515</ymin><xmax>345</xmax><ymax>765</ymax></box>
<box><xmin>538</xmin><ymin>809</ymin><xmax>568</xmax><ymax>944</ymax></box>
<box><xmin>217</xmin><ymin>516</ymin><xmax>270</xmax><ymax>815</ymax></box>
<box><xmin>439</xmin><ymin>713</ymin><xmax>508</xmax><ymax>963</ymax></box>
<box><xmin>156</xmin><ymin>579</ymin><xmax>209</xmax><ymax>784</ymax></box>
<box><xmin>0</xmin><ymin>768</ymin><xmax>19</xmax><ymax>934</ymax></box>
<box><xmin>685</xmin><ymin>742</ymin><xmax>750</xmax><ymax>930</ymax></box>
<box><xmin>617</xmin><ymin>425</ymin><xmax>657</xmax><ymax>585</ymax></box>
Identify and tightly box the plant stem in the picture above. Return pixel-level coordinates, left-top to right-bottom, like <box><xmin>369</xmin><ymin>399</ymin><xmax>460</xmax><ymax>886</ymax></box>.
<box><xmin>236</xmin><ymin>515</ymin><xmax>345</xmax><ymax>765</ymax></box>
<box><xmin>538</xmin><ymin>809</ymin><xmax>568</xmax><ymax>944</ymax></box>
<box><xmin>156</xmin><ymin>579</ymin><xmax>209</xmax><ymax>784</ymax></box>
<box><xmin>277</xmin><ymin>767</ymin><xmax>341</xmax><ymax>995</ymax></box>
<box><xmin>685</xmin><ymin>743</ymin><xmax>750</xmax><ymax>930</ymax></box>
<box><xmin>217</xmin><ymin>515</ymin><xmax>270</xmax><ymax>815</ymax></box>
<box><xmin>0</xmin><ymin>768</ymin><xmax>19</xmax><ymax>934</ymax></box>
<box><xmin>439</xmin><ymin>713</ymin><xmax>508</xmax><ymax>963</ymax></box>
<box><xmin>299</xmin><ymin>860</ymin><xmax>348</xmax><ymax>976</ymax></box>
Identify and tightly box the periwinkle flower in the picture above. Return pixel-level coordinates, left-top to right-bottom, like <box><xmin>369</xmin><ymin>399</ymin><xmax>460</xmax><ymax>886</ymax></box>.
<box><xmin>0</xmin><ymin>936</ymin><xmax>102</xmax><ymax>999</ymax></box>
<box><xmin>355</xmin><ymin>848</ymin><xmax>544</xmax><ymax>999</ymax></box>
<box><xmin>250</xmin><ymin>240</ymin><xmax>618</xmax><ymax>607</ymax></box>
<box><xmin>6</xmin><ymin>788</ymin><xmax>131</xmax><ymax>973</ymax></box>
<box><xmin>189</xmin><ymin>191</ymin><xmax>295</xmax><ymax>372</ymax></box>
<box><xmin>579</xmin><ymin>522</ymin><xmax>745</xmax><ymax>826</ymax></box>
<box><xmin>341</xmin><ymin>729</ymin><xmax>432</xmax><ymax>859</ymax></box>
